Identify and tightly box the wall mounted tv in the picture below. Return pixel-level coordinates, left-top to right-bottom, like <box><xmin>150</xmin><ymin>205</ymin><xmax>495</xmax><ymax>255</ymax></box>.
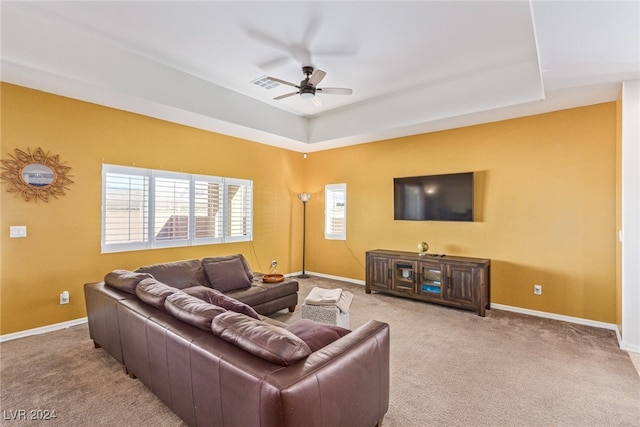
<box><xmin>394</xmin><ymin>172</ymin><xmax>474</xmax><ymax>221</ymax></box>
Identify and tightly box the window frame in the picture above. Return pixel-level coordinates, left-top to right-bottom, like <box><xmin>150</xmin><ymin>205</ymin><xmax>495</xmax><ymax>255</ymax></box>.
<box><xmin>101</xmin><ymin>164</ymin><xmax>252</xmax><ymax>253</ymax></box>
<box><xmin>324</xmin><ymin>183</ymin><xmax>347</xmax><ymax>240</ymax></box>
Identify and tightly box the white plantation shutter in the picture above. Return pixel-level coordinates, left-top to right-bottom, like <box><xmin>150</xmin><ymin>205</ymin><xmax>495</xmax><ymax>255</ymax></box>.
<box><xmin>193</xmin><ymin>176</ymin><xmax>224</xmax><ymax>244</ymax></box>
<box><xmin>102</xmin><ymin>165</ymin><xmax>150</xmax><ymax>252</ymax></box>
<box><xmin>225</xmin><ymin>178</ymin><xmax>253</xmax><ymax>241</ymax></box>
<box><xmin>325</xmin><ymin>183</ymin><xmax>347</xmax><ymax>240</ymax></box>
<box><xmin>152</xmin><ymin>172</ymin><xmax>190</xmax><ymax>247</ymax></box>
<box><xmin>102</xmin><ymin>165</ymin><xmax>252</xmax><ymax>253</ymax></box>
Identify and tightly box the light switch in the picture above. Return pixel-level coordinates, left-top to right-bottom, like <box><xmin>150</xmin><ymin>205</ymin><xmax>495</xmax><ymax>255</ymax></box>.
<box><xmin>10</xmin><ymin>226</ymin><xmax>27</xmax><ymax>238</ymax></box>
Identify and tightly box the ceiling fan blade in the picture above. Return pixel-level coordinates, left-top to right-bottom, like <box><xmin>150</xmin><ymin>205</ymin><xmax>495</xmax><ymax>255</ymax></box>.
<box><xmin>258</xmin><ymin>56</ymin><xmax>292</xmax><ymax>70</ymax></box>
<box><xmin>266</xmin><ymin>77</ymin><xmax>300</xmax><ymax>88</ymax></box>
<box><xmin>246</xmin><ymin>29</ymin><xmax>289</xmax><ymax>52</ymax></box>
<box><xmin>274</xmin><ymin>91</ymin><xmax>299</xmax><ymax>100</ymax></box>
<box><xmin>317</xmin><ymin>87</ymin><xmax>353</xmax><ymax>95</ymax></box>
<box><xmin>302</xmin><ymin>15</ymin><xmax>321</xmax><ymax>46</ymax></box>
<box><xmin>308</xmin><ymin>69</ymin><xmax>326</xmax><ymax>86</ymax></box>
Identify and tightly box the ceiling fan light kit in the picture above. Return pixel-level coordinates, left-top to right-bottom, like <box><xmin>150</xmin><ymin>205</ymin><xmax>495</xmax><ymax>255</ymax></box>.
<box><xmin>268</xmin><ymin>66</ymin><xmax>352</xmax><ymax>106</ymax></box>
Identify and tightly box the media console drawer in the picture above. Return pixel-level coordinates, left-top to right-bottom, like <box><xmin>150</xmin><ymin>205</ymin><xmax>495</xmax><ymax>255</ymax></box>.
<box><xmin>365</xmin><ymin>249</ymin><xmax>491</xmax><ymax>316</ymax></box>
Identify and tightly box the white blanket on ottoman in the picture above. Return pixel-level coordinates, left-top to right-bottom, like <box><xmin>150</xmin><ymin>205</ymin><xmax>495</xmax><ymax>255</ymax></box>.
<box><xmin>304</xmin><ymin>287</ymin><xmax>354</xmax><ymax>313</ymax></box>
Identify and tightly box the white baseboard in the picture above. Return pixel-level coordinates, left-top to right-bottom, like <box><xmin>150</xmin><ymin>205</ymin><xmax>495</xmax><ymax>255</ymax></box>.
<box><xmin>3</xmin><ymin>276</ymin><xmax>635</xmax><ymax>354</ymax></box>
<box><xmin>0</xmin><ymin>317</ymin><xmax>87</xmax><ymax>343</ymax></box>
<box><xmin>491</xmin><ymin>303</ymin><xmax>617</xmax><ymax>331</ymax></box>
<box><xmin>303</xmin><ymin>271</ymin><xmax>365</xmax><ymax>286</ymax></box>
<box><xmin>301</xmin><ymin>272</ymin><xmax>633</xmax><ymax>350</ymax></box>
<box><xmin>617</xmin><ymin>333</ymin><xmax>640</xmax><ymax>354</ymax></box>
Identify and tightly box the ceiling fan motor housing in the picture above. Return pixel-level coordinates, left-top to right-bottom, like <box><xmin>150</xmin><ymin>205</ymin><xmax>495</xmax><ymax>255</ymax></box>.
<box><xmin>300</xmin><ymin>85</ymin><xmax>316</xmax><ymax>96</ymax></box>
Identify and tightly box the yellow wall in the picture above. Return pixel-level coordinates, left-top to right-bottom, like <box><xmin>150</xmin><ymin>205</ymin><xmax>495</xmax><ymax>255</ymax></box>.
<box><xmin>0</xmin><ymin>83</ymin><xmax>307</xmax><ymax>334</ymax></box>
<box><xmin>303</xmin><ymin>103</ymin><xmax>617</xmax><ymax>323</ymax></box>
<box><xmin>1</xmin><ymin>82</ymin><xmax>618</xmax><ymax>334</ymax></box>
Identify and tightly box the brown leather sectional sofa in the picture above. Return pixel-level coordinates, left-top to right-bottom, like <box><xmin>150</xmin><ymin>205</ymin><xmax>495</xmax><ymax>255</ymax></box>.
<box><xmin>84</xmin><ymin>255</ymin><xmax>390</xmax><ymax>427</ymax></box>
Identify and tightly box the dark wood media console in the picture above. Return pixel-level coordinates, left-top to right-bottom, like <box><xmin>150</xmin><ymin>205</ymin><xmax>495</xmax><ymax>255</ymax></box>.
<box><xmin>365</xmin><ymin>249</ymin><xmax>491</xmax><ymax>316</ymax></box>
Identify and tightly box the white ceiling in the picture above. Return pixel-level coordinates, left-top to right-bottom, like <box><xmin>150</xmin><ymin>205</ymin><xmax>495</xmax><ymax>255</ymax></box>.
<box><xmin>2</xmin><ymin>1</ymin><xmax>639</xmax><ymax>152</ymax></box>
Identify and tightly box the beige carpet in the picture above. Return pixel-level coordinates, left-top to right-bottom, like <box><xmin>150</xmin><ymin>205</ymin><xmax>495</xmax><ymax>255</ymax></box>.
<box><xmin>1</xmin><ymin>276</ymin><xmax>639</xmax><ymax>426</ymax></box>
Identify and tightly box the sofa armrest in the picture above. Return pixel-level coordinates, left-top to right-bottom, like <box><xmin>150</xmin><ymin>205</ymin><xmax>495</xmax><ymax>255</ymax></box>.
<box><xmin>264</xmin><ymin>320</ymin><xmax>390</xmax><ymax>427</ymax></box>
<box><xmin>84</xmin><ymin>282</ymin><xmax>135</xmax><ymax>364</ymax></box>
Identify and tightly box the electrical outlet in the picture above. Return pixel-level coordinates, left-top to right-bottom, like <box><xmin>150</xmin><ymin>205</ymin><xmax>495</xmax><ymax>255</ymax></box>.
<box><xmin>533</xmin><ymin>284</ymin><xmax>542</xmax><ymax>295</ymax></box>
<box><xmin>60</xmin><ymin>291</ymin><xmax>70</xmax><ymax>304</ymax></box>
<box><xmin>271</xmin><ymin>260</ymin><xmax>277</xmax><ymax>268</ymax></box>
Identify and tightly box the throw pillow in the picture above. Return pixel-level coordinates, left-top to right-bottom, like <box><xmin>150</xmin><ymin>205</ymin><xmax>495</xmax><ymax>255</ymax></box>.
<box><xmin>202</xmin><ymin>257</ymin><xmax>252</xmax><ymax>293</ymax></box>
<box><xmin>104</xmin><ymin>270</ymin><xmax>153</xmax><ymax>295</ymax></box>
<box><xmin>286</xmin><ymin>319</ymin><xmax>351</xmax><ymax>352</ymax></box>
<box><xmin>183</xmin><ymin>286</ymin><xmax>260</xmax><ymax>319</ymax></box>
<box><xmin>135</xmin><ymin>259</ymin><xmax>209</xmax><ymax>289</ymax></box>
<box><xmin>164</xmin><ymin>293</ymin><xmax>226</xmax><ymax>331</ymax></box>
<box><xmin>211</xmin><ymin>312</ymin><xmax>311</xmax><ymax>366</ymax></box>
<box><xmin>136</xmin><ymin>278</ymin><xmax>181</xmax><ymax>310</ymax></box>
<box><xmin>202</xmin><ymin>254</ymin><xmax>255</xmax><ymax>279</ymax></box>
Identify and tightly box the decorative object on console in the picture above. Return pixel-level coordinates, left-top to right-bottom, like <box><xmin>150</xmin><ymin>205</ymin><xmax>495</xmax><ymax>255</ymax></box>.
<box><xmin>418</xmin><ymin>241</ymin><xmax>429</xmax><ymax>256</ymax></box>
<box><xmin>0</xmin><ymin>147</ymin><xmax>73</xmax><ymax>202</ymax></box>
<box><xmin>297</xmin><ymin>192</ymin><xmax>312</xmax><ymax>279</ymax></box>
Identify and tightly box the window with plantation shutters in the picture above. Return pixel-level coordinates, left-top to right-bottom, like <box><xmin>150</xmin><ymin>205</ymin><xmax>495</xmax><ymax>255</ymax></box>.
<box><xmin>325</xmin><ymin>183</ymin><xmax>347</xmax><ymax>240</ymax></box>
<box><xmin>102</xmin><ymin>165</ymin><xmax>150</xmax><ymax>252</ymax></box>
<box><xmin>225</xmin><ymin>179</ymin><xmax>253</xmax><ymax>241</ymax></box>
<box><xmin>102</xmin><ymin>165</ymin><xmax>252</xmax><ymax>253</ymax></box>
<box><xmin>153</xmin><ymin>172</ymin><xmax>190</xmax><ymax>247</ymax></box>
<box><xmin>193</xmin><ymin>176</ymin><xmax>224</xmax><ymax>244</ymax></box>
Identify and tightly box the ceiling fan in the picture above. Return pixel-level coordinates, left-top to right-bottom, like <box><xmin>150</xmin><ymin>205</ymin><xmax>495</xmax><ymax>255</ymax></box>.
<box><xmin>268</xmin><ymin>66</ymin><xmax>352</xmax><ymax>106</ymax></box>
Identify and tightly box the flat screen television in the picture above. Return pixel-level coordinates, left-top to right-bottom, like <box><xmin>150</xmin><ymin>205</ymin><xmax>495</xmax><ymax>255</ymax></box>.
<box><xmin>394</xmin><ymin>172</ymin><xmax>474</xmax><ymax>221</ymax></box>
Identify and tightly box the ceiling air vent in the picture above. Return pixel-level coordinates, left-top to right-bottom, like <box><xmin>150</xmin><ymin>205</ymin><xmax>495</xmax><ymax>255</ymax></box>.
<box><xmin>250</xmin><ymin>76</ymin><xmax>280</xmax><ymax>90</ymax></box>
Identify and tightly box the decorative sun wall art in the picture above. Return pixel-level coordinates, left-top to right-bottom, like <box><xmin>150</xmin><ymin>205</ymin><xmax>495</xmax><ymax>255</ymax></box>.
<box><xmin>0</xmin><ymin>147</ymin><xmax>74</xmax><ymax>202</ymax></box>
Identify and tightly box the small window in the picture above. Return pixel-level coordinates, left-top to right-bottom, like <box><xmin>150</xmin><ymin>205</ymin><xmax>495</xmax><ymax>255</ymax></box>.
<box><xmin>102</xmin><ymin>165</ymin><xmax>252</xmax><ymax>253</ymax></box>
<box><xmin>325</xmin><ymin>183</ymin><xmax>347</xmax><ymax>240</ymax></box>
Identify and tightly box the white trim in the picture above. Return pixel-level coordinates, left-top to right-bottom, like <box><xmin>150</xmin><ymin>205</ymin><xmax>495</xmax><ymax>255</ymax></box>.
<box><xmin>491</xmin><ymin>303</ymin><xmax>617</xmax><ymax>331</ymax></box>
<box><xmin>302</xmin><ymin>272</ymin><xmax>625</xmax><ymax>336</ymax></box>
<box><xmin>298</xmin><ymin>271</ymin><xmax>365</xmax><ymax>286</ymax></box>
<box><xmin>618</xmin><ymin>328</ymin><xmax>640</xmax><ymax>354</ymax></box>
<box><xmin>0</xmin><ymin>318</ymin><xmax>88</xmax><ymax>343</ymax></box>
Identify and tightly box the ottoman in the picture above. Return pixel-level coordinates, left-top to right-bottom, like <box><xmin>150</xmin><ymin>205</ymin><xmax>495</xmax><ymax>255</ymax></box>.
<box><xmin>301</xmin><ymin>287</ymin><xmax>353</xmax><ymax>329</ymax></box>
<box><xmin>302</xmin><ymin>303</ymin><xmax>350</xmax><ymax>329</ymax></box>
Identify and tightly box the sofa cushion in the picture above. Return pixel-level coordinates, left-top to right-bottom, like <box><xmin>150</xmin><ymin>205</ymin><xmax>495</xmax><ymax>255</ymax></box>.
<box><xmin>164</xmin><ymin>293</ymin><xmax>226</xmax><ymax>331</ymax></box>
<box><xmin>286</xmin><ymin>319</ymin><xmax>351</xmax><ymax>352</ymax></box>
<box><xmin>225</xmin><ymin>279</ymin><xmax>299</xmax><ymax>307</ymax></box>
<box><xmin>104</xmin><ymin>270</ymin><xmax>153</xmax><ymax>295</ymax></box>
<box><xmin>183</xmin><ymin>286</ymin><xmax>260</xmax><ymax>319</ymax></box>
<box><xmin>202</xmin><ymin>257</ymin><xmax>252</xmax><ymax>293</ymax></box>
<box><xmin>136</xmin><ymin>278</ymin><xmax>181</xmax><ymax>310</ymax></box>
<box><xmin>211</xmin><ymin>312</ymin><xmax>311</xmax><ymax>366</ymax></box>
<box><xmin>135</xmin><ymin>259</ymin><xmax>208</xmax><ymax>289</ymax></box>
<box><xmin>202</xmin><ymin>254</ymin><xmax>254</xmax><ymax>279</ymax></box>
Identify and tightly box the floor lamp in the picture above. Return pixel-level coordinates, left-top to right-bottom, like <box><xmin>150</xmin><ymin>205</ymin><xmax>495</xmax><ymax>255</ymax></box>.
<box><xmin>297</xmin><ymin>192</ymin><xmax>312</xmax><ymax>278</ymax></box>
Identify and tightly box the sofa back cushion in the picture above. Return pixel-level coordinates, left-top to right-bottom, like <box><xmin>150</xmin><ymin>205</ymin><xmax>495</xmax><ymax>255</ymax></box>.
<box><xmin>164</xmin><ymin>293</ymin><xmax>227</xmax><ymax>331</ymax></box>
<box><xmin>202</xmin><ymin>256</ymin><xmax>252</xmax><ymax>293</ymax></box>
<box><xmin>183</xmin><ymin>286</ymin><xmax>260</xmax><ymax>319</ymax></box>
<box><xmin>135</xmin><ymin>259</ymin><xmax>208</xmax><ymax>289</ymax></box>
<box><xmin>286</xmin><ymin>319</ymin><xmax>351</xmax><ymax>352</ymax></box>
<box><xmin>211</xmin><ymin>312</ymin><xmax>311</xmax><ymax>366</ymax></box>
<box><xmin>104</xmin><ymin>270</ymin><xmax>153</xmax><ymax>295</ymax></box>
<box><xmin>136</xmin><ymin>278</ymin><xmax>182</xmax><ymax>310</ymax></box>
<box><xmin>202</xmin><ymin>254</ymin><xmax>255</xmax><ymax>279</ymax></box>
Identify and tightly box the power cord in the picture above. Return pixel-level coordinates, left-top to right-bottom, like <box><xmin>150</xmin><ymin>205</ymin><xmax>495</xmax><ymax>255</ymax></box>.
<box><xmin>249</xmin><ymin>240</ymin><xmax>263</xmax><ymax>273</ymax></box>
<box><xmin>343</xmin><ymin>240</ymin><xmax>365</xmax><ymax>272</ymax></box>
